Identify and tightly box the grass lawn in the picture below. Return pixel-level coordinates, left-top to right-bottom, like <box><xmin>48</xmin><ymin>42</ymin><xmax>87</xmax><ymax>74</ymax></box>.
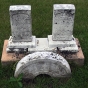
<box><xmin>0</xmin><ymin>0</ymin><xmax>88</xmax><ymax>88</ymax></box>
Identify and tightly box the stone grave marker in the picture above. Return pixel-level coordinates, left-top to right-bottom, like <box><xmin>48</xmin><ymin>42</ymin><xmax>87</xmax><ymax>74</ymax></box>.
<box><xmin>48</xmin><ymin>4</ymin><xmax>78</xmax><ymax>52</ymax></box>
<box><xmin>1</xmin><ymin>4</ymin><xmax>84</xmax><ymax>79</ymax></box>
<box><xmin>10</xmin><ymin>5</ymin><xmax>32</xmax><ymax>42</ymax></box>
<box><xmin>52</xmin><ymin>4</ymin><xmax>75</xmax><ymax>41</ymax></box>
<box><xmin>7</xmin><ymin>5</ymin><xmax>36</xmax><ymax>52</ymax></box>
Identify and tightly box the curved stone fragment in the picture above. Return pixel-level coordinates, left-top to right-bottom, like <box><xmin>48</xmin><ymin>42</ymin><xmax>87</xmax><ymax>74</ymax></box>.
<box><xmin>14</xmin><ymin>52</ymin><xmax>71</xmax><ymax>79</ymax></box>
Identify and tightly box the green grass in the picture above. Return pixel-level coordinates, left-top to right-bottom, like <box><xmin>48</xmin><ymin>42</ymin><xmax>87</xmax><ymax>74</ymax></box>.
<box><xmin>0</xmin><ymin>0</ymin><xmax>88</xmax><ymax>88</ymax></box>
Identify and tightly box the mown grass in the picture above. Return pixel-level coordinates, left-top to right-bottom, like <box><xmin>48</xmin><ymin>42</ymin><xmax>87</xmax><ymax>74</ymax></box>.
<box><xmin>0</xmin><ymin>0</ymin><xmax>88</xmax><ymax>88</ymax></box>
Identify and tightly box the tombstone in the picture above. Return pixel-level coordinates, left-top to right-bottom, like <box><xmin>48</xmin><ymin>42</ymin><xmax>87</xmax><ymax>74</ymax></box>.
<box><xmin>6</xmin><ymin>5</ymin><xmax>36</xmax><ymax>52</ymax></box>
<box><xmin>9</xmin><ymin>5</ymin><xmax>32</xmax><ymax>42</ymax></box>
<box><xmin>52</xmin><ymin>4</ymin><xmax>75</xmax><ymax>41</ymax></box>
<box><xmin>6</xmin><ymin>4</ymin><xmax>78</xmax><ymax>53</ymax></box>
<box><xmin>48</xmin><ymin>4</ymin><xmax>78</xmax><ymax>52</ymax></box>
<box><xmin>14</xmin><ymin>52</ymin><xmax>71</xmax><ymax>79</ymax></box>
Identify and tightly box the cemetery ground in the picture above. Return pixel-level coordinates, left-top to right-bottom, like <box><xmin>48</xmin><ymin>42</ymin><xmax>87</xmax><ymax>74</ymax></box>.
<box><xmin>0</xmin><ymin>0</ymin><xmax>88</xmax><ymax>88</ymax></box>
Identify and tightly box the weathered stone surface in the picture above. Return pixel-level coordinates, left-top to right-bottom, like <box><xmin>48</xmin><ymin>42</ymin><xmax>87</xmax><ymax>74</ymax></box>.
<box><xmin>52</xmin><ymin>4</ymin><xmax>75</xmax><ymax>41</ymax></box>
<box><xmin>9</xmin><ymin>5</ymin><xmax>32</xmax><ymax>42</ymax></box>
<box><xmin>14</xmin><ymin>52</ymin><xmax>71</xmax><ymax>79</ymax></box>
<box><xmin>7</xmin><ymin>5</ymin><xmax>36</xmax><ymax>52</ymax></box>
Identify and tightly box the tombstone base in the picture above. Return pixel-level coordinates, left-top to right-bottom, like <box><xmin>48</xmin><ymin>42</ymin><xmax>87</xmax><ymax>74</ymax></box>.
<box><xmin>6</xmin><ymin>36</ymin><xmax>36</xmax><ymax>52</ymax></box>
<box><xmin>48</xmin><ymin>35</ymin><xmax>78</xmax><ymax>52</ymax></box>
<box><xmin>1</xmin><ymin>39</ymin><xmax>84</xmax><ymax>66</ymax></box>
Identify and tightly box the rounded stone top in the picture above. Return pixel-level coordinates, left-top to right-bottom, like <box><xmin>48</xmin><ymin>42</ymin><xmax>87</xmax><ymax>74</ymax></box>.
<box><xmin>14</xmin><ymin>52</ymin><xmax>71</xmax><ymax>79</ymax></box>
<box><xmin>54</xmin><ymin>4</ymin><xmax>75</xmax><ymax>10</ymax></box>
<box><xmin>9</xmin><ymin>5</ymin><xmax>31</xmax><ymax>11</ymax></box>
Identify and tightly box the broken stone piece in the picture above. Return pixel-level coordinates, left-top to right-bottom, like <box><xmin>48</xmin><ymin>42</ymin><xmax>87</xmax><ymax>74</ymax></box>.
<box><xmin>14</xmin><ymin>52</ymin><xmax>71</xmax><ymax>79</ymax></box>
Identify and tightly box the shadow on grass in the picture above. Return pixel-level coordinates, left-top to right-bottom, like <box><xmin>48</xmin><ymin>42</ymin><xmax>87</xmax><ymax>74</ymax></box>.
<box><xmin>22</xmin><ymin>74</ymin><xmax>71</xmax><ymax>88</ymax></box>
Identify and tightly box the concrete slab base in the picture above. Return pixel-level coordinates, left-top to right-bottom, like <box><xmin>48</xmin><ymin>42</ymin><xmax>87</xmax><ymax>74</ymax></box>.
<box><xmin>1</xmin><ymin>38</ymin><xmax>84</xmax><ymax>66</ymax></box>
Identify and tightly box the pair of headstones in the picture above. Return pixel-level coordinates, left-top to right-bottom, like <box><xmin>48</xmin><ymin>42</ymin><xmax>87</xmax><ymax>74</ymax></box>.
<box><xmin>7</xmin><ymin>4</ymin><xmax>78</xmax><ymax>53</ymax></box>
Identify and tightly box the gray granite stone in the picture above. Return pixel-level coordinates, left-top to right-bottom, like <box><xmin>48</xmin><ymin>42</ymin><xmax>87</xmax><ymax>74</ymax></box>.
<box><xmin>9</xmin><ymin>5</ymin><xmax>32</xmax><ymax>42</ymax></box>
<box><xmin>14</xmin><ymin>52</ymin><xmax>71</xmax><ymax>79</ymax></box>
<box><xmin>52</xmin><ymin>4</ymin><xmax>75</xmax><ymax>41</ymax></box>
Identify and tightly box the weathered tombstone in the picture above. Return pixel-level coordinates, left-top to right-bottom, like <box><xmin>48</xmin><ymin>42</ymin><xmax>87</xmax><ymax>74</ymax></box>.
<box><xmin>48</xmin><ymin>4</ymin><xmax>78</xmax><ymax>52</ymax></box>
<box><xmin>14</xmin><ymin>52</ymin><xmax>71</xmax><ymax>79</ymax></box>
<box><xmin>7</xmin><ymin>5</ymin><xmax>36</xmax><ymax>52</ymax></box>
<box><xmin>52</xmin><ymin>4</ymin><xmax>75</xmax><ymax>41</ymax></box>
<box><xmin>7</xmin><ymin>4</ymin><xmax>78</xmax><ymax>53</ymax></box>
<box><xmin>10</xmin><ymin>5</ymin><xmax>32</xmax><ymax>42</ymax></box>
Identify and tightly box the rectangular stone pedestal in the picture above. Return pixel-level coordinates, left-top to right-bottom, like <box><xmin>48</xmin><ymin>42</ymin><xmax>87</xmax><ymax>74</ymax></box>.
<box><xmin>1</xmin><ymin>39</ymin><xmax>84</xmax><ymax>66</ymax></box>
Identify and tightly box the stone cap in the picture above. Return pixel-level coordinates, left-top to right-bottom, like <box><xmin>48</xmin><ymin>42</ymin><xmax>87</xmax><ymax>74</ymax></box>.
<box><xmin>54</xmin><ymin>4</ymin><xmax>75</xmax><ymax>10</ymax></box>
<box><xmin>9</xmin><ymin>5</ymin><xmax>31</xmax><ymax>11</ymax></box>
